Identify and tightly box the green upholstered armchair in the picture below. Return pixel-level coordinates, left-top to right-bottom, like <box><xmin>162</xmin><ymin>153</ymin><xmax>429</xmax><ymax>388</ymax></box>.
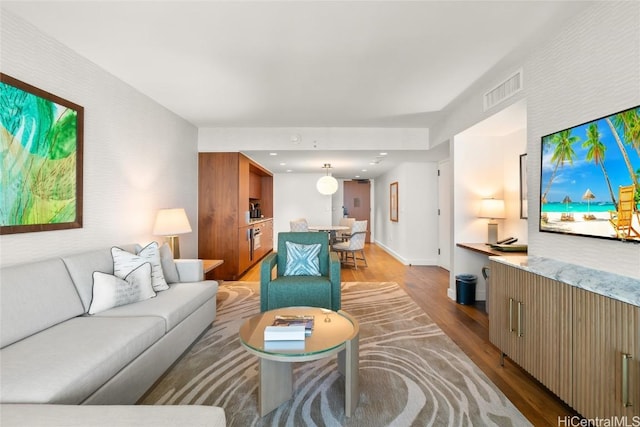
<box><xmin>260</xmin><ymin>232</ymin><xmax>341</xmax><ymax>312</ymax></box>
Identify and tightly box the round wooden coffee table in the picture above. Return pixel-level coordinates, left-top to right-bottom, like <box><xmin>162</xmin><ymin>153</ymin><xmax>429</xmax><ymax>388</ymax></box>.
<box><xmin>239</xmin><ymin>307</ymin><xmax>359</xmax><ymax>417</ymax></box>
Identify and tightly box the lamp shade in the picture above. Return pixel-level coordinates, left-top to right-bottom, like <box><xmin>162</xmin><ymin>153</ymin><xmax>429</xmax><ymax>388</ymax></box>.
<box><xmin>478</xmin><ymin>198</ymin><xmax>505</xmax><ymax>219</ymax></box>
<box><xmin>153</xmin><ymin>208</ymin><xmax>192</xmax><ymax>236</ymax></box>
<box><xmin>317</xmin><ymin>175</ymin><xmax>339</xmax><ymax>195</ymax></box>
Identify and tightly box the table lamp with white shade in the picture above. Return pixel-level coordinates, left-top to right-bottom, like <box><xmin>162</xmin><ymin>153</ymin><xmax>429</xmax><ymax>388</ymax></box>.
<box><xmin>153</xmin><ymin>208</ymin><xmax>192</xmax><ymax>258</ymax></box>
<box><xmin>478</xmin><ymin>198</ymin><xmax>505</xmax><ymax>244</ymax></box>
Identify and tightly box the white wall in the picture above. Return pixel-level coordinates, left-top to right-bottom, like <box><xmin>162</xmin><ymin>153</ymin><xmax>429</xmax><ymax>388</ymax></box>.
<box><xmin>272</xmin><ymin>173</ymin><xmax>333</xmax><ymax>242</ymax></box>
<box><xmin>452</xmin><ymin>127</ymin><xmax>527</xmax><ymax>300</ymax></box>
<box><xmin>375</xmin><ymin>162</ymin><xmax>439</xmax><ymax>265</ymax></box>
<box><xmin>0</xmin><ymin>10</ymin><xmax>199</xmax><ymax>266</ymax></box>
<box><xmin>434</xmin><ymin>2</ymin><xmax>640</xmax><ymax>281</ymax></box>
<box><xmin>524</xmin><ymin>2</ymin><xmax>640</xmax><ymax>278</ymax></box>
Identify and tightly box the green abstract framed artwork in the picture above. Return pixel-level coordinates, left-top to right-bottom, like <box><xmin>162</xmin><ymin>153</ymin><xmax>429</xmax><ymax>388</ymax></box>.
<box><xmin>1</xmin><ymin>73</ymin><xmax>84</xmax><ymax>234</ymax></box>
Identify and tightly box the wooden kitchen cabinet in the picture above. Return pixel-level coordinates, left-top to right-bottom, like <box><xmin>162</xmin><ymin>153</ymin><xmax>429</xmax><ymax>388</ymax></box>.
<box><xmin>198</xmin><ymin>153</ymin><xmax>273</xmax><ymax>280</ymax></box>
<box><xmin>249</xmin><ymin>171</ymin><xmax>262</xmax><ymax>199</ymax></box>
<box><xmin>572</xmin><ymin>288</ymin><xmax>639</xmax><ymax>419</ymax></box>
<box><xmin>262</xmin><ymin>219</ymin><xmax>273</xmax><ymax>253</ymax></box>
<box><xmin>238</xmin><ymin>225</ymin><xmax>253</xmax><ymax>275</ymax></box>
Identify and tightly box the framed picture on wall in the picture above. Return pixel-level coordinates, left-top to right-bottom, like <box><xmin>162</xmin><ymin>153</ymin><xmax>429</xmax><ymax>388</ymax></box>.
<box><xmin>0</xmin><ymin>73</ymin><xmax>84</xmax><ymax>234</ymax></box>
<box><xmin>520</xmin><ymin>153</ymin><xmax>528</xmax><ymax>219</ymax></box>
<box><xmin>390</xmin><ymin>181</ymin><xmax>398</xmax><ymax>222</ymax></box>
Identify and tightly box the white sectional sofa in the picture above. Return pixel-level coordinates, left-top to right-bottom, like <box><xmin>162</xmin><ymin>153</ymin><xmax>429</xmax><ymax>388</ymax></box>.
<box><xmin>0</xmin><ymin>244</ymin><xmax>225</xmax><ymax>426</ymax></box>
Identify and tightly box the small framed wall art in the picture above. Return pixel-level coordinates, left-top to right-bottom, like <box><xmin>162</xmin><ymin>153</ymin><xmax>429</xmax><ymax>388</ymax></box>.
<box><xmin>390</xmin><ymin>181</ymin><xmax>398</xmax><ymax>222</ymax></box>
<box><xmin>0</xmin><ymin>73</ymin><xmax>84</xmax><ymax>234</ymax></box>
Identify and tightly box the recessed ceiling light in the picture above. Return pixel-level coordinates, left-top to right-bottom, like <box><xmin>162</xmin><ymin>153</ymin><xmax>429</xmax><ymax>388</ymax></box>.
<box><xmin>269</xmin><ymin>152</ymin><xmax>277</xmax><ymax>156</ymax></box>
<box><xmin>280</xmin><ymin>162</ymin><xmax>286</xmax><ymax>166</ymax></box>
<box><xmin>361</xmin><ymin>169</ymin><xmax>367</xmax><ymax>172</ymax></box>
<box><xmin>380</xmin><ymin>152</ymin><xmax>387</xmax><ymax>156</ymax></box>
<box><xmin>355</xmin><ymin>175</ymin><xmax>360</xmax><ymax>178</ymax></box>
<box><xmin>286</xmin><ymin>169</ymin><xmax>293</xmax><ymax>172</ymax></box>
<box><xmin>369</xmin><ymin>162</ymin><xmax>376</xmax><ymax>165</ymax></box>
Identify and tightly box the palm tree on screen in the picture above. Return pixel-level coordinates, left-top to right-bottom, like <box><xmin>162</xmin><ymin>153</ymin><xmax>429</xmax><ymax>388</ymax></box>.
<box><xmin>583</xmin><ymin>122</ymin><xmax>617</xmax><ymax>207</ymax></box>
<box><xmin>541</xmin><ymin>129</ymin><xmax>579</xmax><ymax>203</ymax></box>
<box><xmin>606</xmin><ymin>116</ymin><xmax>638</xmax><ymax>189</ymax></box>
<box><xmin>615</xmin><ymin>109</ymin><xmax>640</xmax><ymax>157</ymax></box>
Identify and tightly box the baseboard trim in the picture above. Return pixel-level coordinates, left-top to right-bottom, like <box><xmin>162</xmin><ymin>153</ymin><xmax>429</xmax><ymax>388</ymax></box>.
<box><xmin>374</xmin><ymin>241</ymin><xmax>437</xmax><ymax>266</ymax></box>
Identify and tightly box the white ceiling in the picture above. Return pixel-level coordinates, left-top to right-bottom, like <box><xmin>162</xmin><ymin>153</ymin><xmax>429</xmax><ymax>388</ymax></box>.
<box><xmin>3</xmin><ymin>0</ymin><xmax>592</xmax><ymax>177</ymax></box>
<box><xmin>243</xmin><ymin>144</ymin><xmax>451</xmax><ymax>178</ymax></box>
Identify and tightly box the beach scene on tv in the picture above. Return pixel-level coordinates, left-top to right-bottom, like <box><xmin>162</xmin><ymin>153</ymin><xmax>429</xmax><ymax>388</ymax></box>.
<box><xmin>540</xmin><ymin>105</ymin><xmax>640</xmax><ymax>242</ymax></box>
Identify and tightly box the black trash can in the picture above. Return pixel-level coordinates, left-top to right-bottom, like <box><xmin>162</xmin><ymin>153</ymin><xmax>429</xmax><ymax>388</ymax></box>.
<box><xmin>455</xmin><ymin>274</ymin><xmax>477</xmax><ymax>305</ymax></box>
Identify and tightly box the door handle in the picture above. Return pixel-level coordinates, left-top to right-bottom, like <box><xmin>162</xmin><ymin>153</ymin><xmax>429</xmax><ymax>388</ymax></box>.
<box><xmin>509</xmin><ymin>298</ymin><xmax>514</xmax><ymax>332</ymax></box>
<box><xmin>517</xmin><ymin>301</ymin><xmax>523</xmax><ymax>337</ymax></box>
<box><xmin>622</xmin><ymin>353</ymin><xmax>632</xmax><ymax>407</ymax></box>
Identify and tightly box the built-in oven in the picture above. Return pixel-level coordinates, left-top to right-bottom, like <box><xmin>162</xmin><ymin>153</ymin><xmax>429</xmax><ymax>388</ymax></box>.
<box><xmin>250</xmin><ymin>226</ymin><xmax>262</xmax><ymax>261</ymax></box>
<box><xmin>253</xmin><ymin>226</ymin><xmax>262</xmax><ymax>250</ymax></box>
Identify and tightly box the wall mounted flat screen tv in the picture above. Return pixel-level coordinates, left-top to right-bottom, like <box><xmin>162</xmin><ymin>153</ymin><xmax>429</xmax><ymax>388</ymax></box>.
<box><xmin>540</xmin><ymin>104</ymin><xmax>640</xmax><ymax>242</ymax></box>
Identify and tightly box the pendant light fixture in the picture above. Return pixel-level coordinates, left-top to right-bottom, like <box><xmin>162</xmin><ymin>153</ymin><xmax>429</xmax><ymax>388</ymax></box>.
<box><xmin>316</xmin><ymin>163</ymin><xmax>339</xmax><ymax>195</ymax></box>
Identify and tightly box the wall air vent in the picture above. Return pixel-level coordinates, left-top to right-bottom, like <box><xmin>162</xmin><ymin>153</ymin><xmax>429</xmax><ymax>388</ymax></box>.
<box><xmin>483</xmin><ymin>69</ymin><xmax>523</xmax><ymax>111</ymax></box>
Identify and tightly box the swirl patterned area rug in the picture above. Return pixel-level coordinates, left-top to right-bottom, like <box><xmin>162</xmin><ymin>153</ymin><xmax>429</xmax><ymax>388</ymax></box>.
<box><xmin>141</xmin><ymin>282</ymin><xmax>530</xmax><ymax>426</ymax></box>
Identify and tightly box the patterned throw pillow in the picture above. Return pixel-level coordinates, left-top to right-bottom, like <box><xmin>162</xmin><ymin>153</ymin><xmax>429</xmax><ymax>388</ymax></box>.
<box><xmin>88</xmin><ymin>263</ymin><xmax>156</xmax><ymax>315</ymax></box>
<box><xmin>112</xmin><ymin>242</ymin><xmax>169</xmax><ymax>291</ymax></box>
<box><xmin>284</xmin><ymin>242</ymin><xmax>322</xmax><ymax>276</ymax></box>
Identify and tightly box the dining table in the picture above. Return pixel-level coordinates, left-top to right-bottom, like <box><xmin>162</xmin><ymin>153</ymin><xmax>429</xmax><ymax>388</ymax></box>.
<box><xmin>308</xmin><ymin>225</ymin><xmax>350</xmax><ymax>245</ymax></box>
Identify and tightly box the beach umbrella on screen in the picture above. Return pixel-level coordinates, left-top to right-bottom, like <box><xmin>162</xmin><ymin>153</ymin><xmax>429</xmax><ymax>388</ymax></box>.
<box><xmin>562</xmin><ymin>195</ymin><xmax>572</xmax><ymax>212</ymax></box>
<box><xmin>582</xmin><ymin>189</ymin><xmax>595</xmax><ymax>215</ymax></box>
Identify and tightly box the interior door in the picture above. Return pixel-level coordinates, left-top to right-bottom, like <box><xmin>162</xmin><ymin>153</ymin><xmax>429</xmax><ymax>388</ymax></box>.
<box><xmin>343</xmin><ymin>180</ymin><xmax>371</xmax><ymax>242</ymax></box>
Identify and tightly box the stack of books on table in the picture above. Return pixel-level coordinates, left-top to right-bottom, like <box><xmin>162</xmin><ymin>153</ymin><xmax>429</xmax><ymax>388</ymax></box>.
<box><xmin>264</xmin><ymin>314</ymin><xmax>314</xmax><ymax>342</ymax></box>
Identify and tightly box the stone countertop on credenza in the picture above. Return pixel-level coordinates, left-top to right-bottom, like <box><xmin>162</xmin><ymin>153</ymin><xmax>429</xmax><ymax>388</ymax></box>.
<box><xmin>490</xmin><ymin>255</ymin><xmax>640</xmax><ymax>308</ymax></box>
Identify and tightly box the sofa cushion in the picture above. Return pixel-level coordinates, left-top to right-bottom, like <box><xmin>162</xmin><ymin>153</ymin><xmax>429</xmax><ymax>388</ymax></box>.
<box><xmin>0</xmin><ymin>316</ymin><xmax>165</xmax><ymax>404</ymax></box>
<box><xmin>266</xmin><ymin>276</ymin><xmax>333</xmax><ymax>309</ymax></box>
<box><xmin>93</xmin><ymin>281</ymin><xmax>218</xmax><ymax>332</ymax></box>
<box><xmin>62</xmin><ymin>244</ymin><xmax>138</xmax><ymax>312</ymax></box>
<box><xmin>112</xmin><ymin>243</ymin><xmax>169</xmax><ymax>292</ymax></box>
<box><xmin>88</xmin><ymin>263</ymin><xmax>156</xmax><ymax>315</ymax></box>
<box><xmin>0</xmin><ymin>259</ymin><xmax>85</xmax><ymax>348</ymax></box>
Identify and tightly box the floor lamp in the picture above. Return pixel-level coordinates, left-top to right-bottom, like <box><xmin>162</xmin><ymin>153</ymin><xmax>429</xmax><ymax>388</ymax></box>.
<box><xmin>153</xmin><ymin>208</ymin><xmax>192</xmax><ymax>258</ymax></box>
<box><xmin>478</xmin><ymin>198</ymin><xmax>505</xmax><ymax>244</ymax></box>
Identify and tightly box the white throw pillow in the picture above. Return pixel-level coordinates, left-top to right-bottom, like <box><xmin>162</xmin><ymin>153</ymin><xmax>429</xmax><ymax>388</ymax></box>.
<box><xmin>112</xmin><ymin>242</ymin><xmax>169</xmax><ymax>291</ymax></box>
<box><xmin>88</xmin><ymin>263</ymin><xmax>156</xmax><ymax>315</ymax></box>
<box><xmin>158</xmin><ymin>242</ymin><xmax>180</xmax><ymax>284</ymax></box>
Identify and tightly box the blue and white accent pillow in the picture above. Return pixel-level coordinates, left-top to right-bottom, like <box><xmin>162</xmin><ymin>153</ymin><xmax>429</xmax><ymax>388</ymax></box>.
<box><xmin>88</xmin><ymin>263</ymin><xmax>156</xmax><ymax>315</ymax></box>
<box><xmin>284</xmin><ymin>242</ymin><xmax>322</xmax><ymax>276</ymax></box>
<box><xmin>112</xmin><ymin>242</ymin><xmax>169</xmax><ymax>291</ymax></box>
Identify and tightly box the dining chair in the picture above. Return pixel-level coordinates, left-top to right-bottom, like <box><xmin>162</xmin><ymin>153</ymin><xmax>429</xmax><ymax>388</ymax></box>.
<box><xmin>332</xmin><ymin>220</ymin><xmax>368</xmax><ymax>269</ymax></box>
<box><xmin>337</xmin><ymin>217</ymin><xmax>356</xmax><ymax>242</ymax></box>
<box><xmin>290</xmin><ymin>218</ymin><xmax>309</xmax><ymax>232</ymax></box>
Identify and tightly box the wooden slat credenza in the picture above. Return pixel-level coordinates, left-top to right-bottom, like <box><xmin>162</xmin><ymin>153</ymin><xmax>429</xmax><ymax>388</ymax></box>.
<box><xmin>489</xmin><ymin>259</ymin><xmax>639</xmax><ymax>420</ymax></box>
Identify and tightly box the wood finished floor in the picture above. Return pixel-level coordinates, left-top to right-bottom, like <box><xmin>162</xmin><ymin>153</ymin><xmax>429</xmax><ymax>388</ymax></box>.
<box><xmin>240</xmin><ymin>243</ymin><xmax>578</xmax><ymax>426</ymax></box>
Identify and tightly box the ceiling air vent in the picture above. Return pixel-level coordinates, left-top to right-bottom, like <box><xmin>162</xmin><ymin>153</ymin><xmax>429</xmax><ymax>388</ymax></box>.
<box><xmin>483</xmin><ymin>69</ymin><xmax>523</xmax><ymax>111</ymax></box>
